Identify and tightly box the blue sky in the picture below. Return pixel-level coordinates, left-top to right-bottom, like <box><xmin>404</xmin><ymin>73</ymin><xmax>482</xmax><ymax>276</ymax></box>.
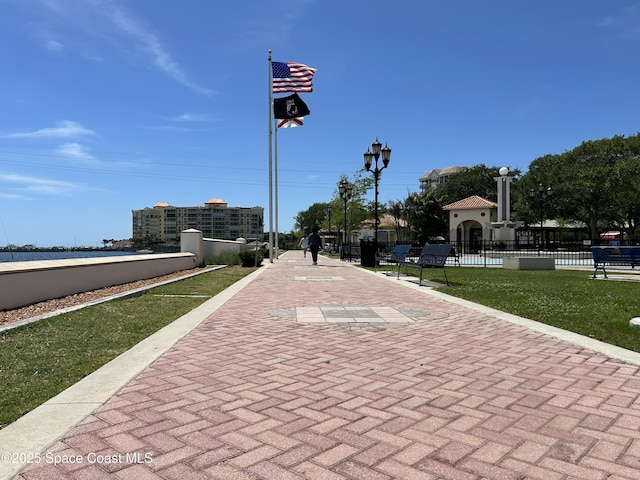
<box><xmin>1</xmin><ymin>0</ymin><xmax>639</xmax><ymax>247</ymax></box>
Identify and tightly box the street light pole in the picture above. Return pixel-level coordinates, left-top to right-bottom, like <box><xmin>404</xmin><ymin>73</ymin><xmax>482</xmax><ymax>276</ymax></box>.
<box><xmin>339</xmin><ymin>180</ymin><xmax>353</xmax><ymax>256</ymax></box>
<box><xmin>326</xmin><ymin>205</ymin><xmax>332</xmax><ymax>251</ymax></box>
<box><xmin>363</xmin><ymin>138</ymin><xmax>391</xmax><ymax>251</ymax></box>
<box><xmin>530</xmin><ymin>182</ymin><xmax>552</xmax><ymax>255</ymax></box>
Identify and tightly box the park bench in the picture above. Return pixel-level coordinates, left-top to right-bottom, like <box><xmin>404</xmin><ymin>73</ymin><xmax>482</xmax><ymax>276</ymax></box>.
<box><xmin>382</xmin><ymin>244</ymin><xmax>412</xmax><ymax>275</ymax></box>
<box><xmin>591</xmin><ymin>246</ymin><xmax>640</xmax><ymax>278</ymax></box>
<box><xmin>396</xmin><ymin>243</ymin><xmax>454</xmax><ymax>286</ymax></box>
<box><xmin>341</xmin><ymin>243</ymin><xmax>361</xmax><ymax>262</ymax></box>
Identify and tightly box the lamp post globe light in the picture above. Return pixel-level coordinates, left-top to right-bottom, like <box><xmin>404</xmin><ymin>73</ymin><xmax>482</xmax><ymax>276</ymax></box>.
<box><xmin>363</xmin><ymin>138</ymin><xmax>391</xmax><ymax>253</ymax></box>
<box><xmin>530</xmin><ymin>182</ymin><xmax>552</xmax><ymax>255</ymax></box>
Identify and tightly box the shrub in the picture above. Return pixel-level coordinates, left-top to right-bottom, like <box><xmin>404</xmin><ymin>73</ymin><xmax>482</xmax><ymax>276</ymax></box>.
<box><xmin>238</xmin><ymin>249</ymin><xmax>263</xmax><ymax>267</ymax></box>
<box><xmin>205</xmin><ymin>251</ymin><xmax>241</xmax><ymax>266</ymax></box>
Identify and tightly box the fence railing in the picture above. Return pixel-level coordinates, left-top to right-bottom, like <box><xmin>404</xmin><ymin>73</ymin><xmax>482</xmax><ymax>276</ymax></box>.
<box><xmin>379</xmin><ymin>240</ymin><xmax>602</xmax><ymax>267</ymax></box>
<box><xmin>454</xmin><ymin>241</ymin><xmax>594</xmax><ymax>267</ymax></box>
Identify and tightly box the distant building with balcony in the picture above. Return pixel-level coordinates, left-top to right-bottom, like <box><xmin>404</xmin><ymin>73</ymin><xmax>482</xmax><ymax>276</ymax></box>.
<box><xmin>132</xmin><ymin>198</ymin><xmax>264</xmax><ymax>248</ymax></box>
<box><xmin>419</xmin><ymin>166</ymin><xmax>466</xmax><ymax>190</ymax></box>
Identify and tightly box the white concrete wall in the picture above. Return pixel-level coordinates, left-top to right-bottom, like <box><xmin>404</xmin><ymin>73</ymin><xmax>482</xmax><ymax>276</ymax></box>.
<box><xmin>0</xmin><ymin>253</ymin><xmax>197</xmax><ymax>310</ymax></box>
<box><xmin>202</xmin><ymin>237</ymin><xmax>247</xmax><ymax>259</ymax></box>
<box><xmin>180</xmin><ymin>229</ymin><xmax>250</xmax><ymax>263</ymax></box>
<box><xmin>180</xmin><ymin>229</ymin><xmax>203</xmax><ymax>265</ymax></box>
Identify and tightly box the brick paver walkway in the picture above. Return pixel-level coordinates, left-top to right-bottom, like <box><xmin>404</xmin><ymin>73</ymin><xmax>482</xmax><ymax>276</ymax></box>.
<box><xmin>14</xmin><ymin>252</ymin><xmax>640</xmax><ymax>479</ymax></box>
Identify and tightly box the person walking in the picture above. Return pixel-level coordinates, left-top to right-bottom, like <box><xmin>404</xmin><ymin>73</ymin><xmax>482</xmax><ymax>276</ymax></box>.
<box><xmin>298</xmin><ymin>235</ymin><xmax>309</xmax><ymax>258</ymax></box>
<box><xmin>308</xmin><ymin>227</ymin><xmax>322</xmax><ymax>265</ymax></box>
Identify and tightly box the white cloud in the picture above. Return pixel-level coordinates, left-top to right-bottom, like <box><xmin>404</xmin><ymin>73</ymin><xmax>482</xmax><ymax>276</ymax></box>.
<box><xmin>5</xmin><ymin>120</ymin><xmax>96</xmax><ymax>139</ymax></box>
<box><xmin>0</xmin><ymin>173</ymin><xmax>82</xmax><ymax>195</ymax></box>
<box><xmin>0</xmin><ymin>192</ymin><xmax>26</xmax><ymax>200</ymax></box>
<box><xmin>105</xmin><ymin>5</ymin><xmax>215</xmax><ymax>96</ymax></box>
<box><xmin>34</xmin><ymin>0</ymin><xmax>215</xmax><ymax>96</ymax></box>
<box><xmin>55</xmin><ymin>143</ymin><xmax>99</xmax><ymax>164</ymax></box>
<box><xmin>596</xmin><ymin>16</ymin><xmax>617</xmax><ymax>28</ymax></box>
<box><xmin>31</xmin><ymin>28</ymin><xmax>66</xmax><ymax>52</ymax></box>
<box><xmin>596</xmin><ymin>5</ymin><xmax>640</xmax><ymax>39</ymax></box>
<box><xmin>169</xmin><ymin>113</ymin><xmax>212</xmax><ymax>122</ymax></box>
<box><xmin>45</xmin><ymin>38</ymin><xmax>64</xmax><ymax>52</ymax></box>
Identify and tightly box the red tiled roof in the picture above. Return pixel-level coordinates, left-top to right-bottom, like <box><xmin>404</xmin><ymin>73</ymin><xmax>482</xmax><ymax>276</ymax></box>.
<box><xmin>443</xmin><ymin>195</ymin><xmax>498</xmax><ymax>210</ymax></box>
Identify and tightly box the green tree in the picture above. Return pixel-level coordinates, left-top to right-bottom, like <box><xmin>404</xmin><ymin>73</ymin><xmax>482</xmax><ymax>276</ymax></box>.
<box><xmin>403</xmin><ymin>189</ymin><xmax>447</xmax><ymax>244</ymax></box>
<box><xmin>612</xmin><ymin>135</ymin><xmax>640</xmax><ymax>243</ymax></box>
<box><xmin>346</xmin><ymin>170</ymin><xmax>375</xmax><ymax>235</ymax></box>
<box><xmin>512</xmin><ymin>154</ymin><xmax>561</xmax><ymax>226</ymax></box>
<box><xmin>294</xmin><ymin>202</ymin><xmax>330</xmax><ymax>233</ymax></box>
<box><xmin>561</xmin><ymin>138</ymin><xmax>620</xmax><ymax>242</ymax></box>
<box><xmin>294</xmin><ymin>170</ymin><xmax>374</xmax><ymax>243</ymax></box>
<box><xmin>387</xmin><ymin>198</ymin><xmax>408</xmax><ymax>243</ymax></box>
<box><xmin>515</xmin><ymin>134</ymin><xmax>640</xmax><ymax>243</ymax></box>
<box><xmin>436</xmin><ymin>164</ymin><xmax>521</xmax><ymax>206</ymax></box>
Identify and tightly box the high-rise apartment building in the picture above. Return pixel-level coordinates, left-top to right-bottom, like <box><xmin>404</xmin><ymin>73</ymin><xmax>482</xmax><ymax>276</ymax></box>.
<box><xmin>132</xmin><ymin>198</ymin><xmax>264</xmax><ymax>248</ymax></box>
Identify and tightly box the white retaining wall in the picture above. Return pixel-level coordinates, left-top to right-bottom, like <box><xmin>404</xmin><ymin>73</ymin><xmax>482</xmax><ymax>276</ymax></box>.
<box><xmin>180</xmin><ymin>229</ymin><xmax>249</xmax><ymax>264</ymax></box>
<box><xmin>0</xmin><ymin>253</ymin><xmax>197</xmax><ymax>310</ymax></box>
<box><xmin>0</xmin><ymin>229</ymin><xmax>252</xmax><ymax>311</ymax></box>
<box><xmin>203</xmin><ymin>237</ymin><xmax>247</xmax><ymax>259</ymax></box>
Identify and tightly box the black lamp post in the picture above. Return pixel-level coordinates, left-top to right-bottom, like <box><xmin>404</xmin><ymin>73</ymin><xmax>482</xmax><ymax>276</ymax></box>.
<box><xmin>363</xmin><ymin>138</ymin><xmax>391</xmax><ymax>249</ymax></box>
<box><xmin>325</xmin><ymin>205</ymin><xmax>332</xmax><ymax>249</ymax></box>
<box><xmin>339</xmin><ymin>180</ymin><xmax>353</xmax><ymax>251</ymax></box>
<box><xmin>530</xmin><ymin>182</ymin><xmax>552</xmax><ymax>255</ymax></box>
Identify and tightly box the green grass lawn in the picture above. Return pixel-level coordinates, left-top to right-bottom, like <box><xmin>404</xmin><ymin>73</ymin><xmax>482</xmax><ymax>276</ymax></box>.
<box><xmin>418</xmin><ymin>266</ymin><xmax>640</xmax><ymax>353</ymax></box>
<box><xmin>0</xmin><ymin>266</ymin><xmax>252</xmax><ymax>429</ymax></box>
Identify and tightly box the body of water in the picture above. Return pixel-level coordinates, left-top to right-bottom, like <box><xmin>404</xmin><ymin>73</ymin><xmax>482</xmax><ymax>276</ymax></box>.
<box><xmin>0</xmin><ymin>250</ymin><xmax>142</xmax><ymax>263</ymax></box>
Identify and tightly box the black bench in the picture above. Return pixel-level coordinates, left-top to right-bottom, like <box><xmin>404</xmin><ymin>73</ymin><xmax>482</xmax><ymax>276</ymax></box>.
<box><xmin>591</xmin><ymin>246</ymin><xmax>640</xmax><ymax>278</ymax></box>
<box><xmin>341</xmin><ymin>243</ymin><xmax>361</xmax><ymax>262</ymax></box>
<box><xmin>382</xmin><ymin>244</ymin><xmax>412</xmax><ymax>275</ymax></box>
<box><xmin>397</xmin><ymin>243</ymin><xmax>454</xmax><ymax>286</ymax></box>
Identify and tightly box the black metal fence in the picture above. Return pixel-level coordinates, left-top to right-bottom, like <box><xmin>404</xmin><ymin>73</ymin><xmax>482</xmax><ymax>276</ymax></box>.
<box><xmin>453</xmin><ymin>240</ymin><xmax>595</xmax><ymax>267</ymax></box>
<box><xmin>378</xmin><ymin>240</ymin><xmax>601</xmax><ymax>267</ymax></box>
<box><xmin>342</xmin><ymin>239</ymin><xmax>640</xmax><ymax>267</ymax></box>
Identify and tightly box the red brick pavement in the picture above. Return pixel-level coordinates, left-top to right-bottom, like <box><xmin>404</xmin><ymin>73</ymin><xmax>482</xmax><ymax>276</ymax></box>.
<box><xmin>15</xmin><ymin>251</ymin><xmax>640</xmax><ymax>479</ymax></box>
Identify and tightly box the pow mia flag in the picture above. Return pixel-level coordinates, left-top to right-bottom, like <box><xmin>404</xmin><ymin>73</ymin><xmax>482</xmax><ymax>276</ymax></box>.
<box><xmin>273</xmin><ymin>93</ymin><xmax>310</xmax><ymax>120</ymax></box>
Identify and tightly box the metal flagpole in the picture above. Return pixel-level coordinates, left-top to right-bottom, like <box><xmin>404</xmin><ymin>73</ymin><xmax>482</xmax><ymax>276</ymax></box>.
<box><xmin>267</xmin><ymin>50</ymin><xmax>274</xmax><ymax>263</ymax></box>
<box><xmin>274</xmin><ymin>118</ymin><xmax>279</xmax><ymax>259</ymax></box>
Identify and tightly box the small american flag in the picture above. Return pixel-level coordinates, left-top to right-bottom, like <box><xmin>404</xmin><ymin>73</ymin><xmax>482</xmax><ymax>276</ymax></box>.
<box><xmin>272</xmin><ymin>61</ymin><xmax>317</xmax><ymax>93</ymax></box>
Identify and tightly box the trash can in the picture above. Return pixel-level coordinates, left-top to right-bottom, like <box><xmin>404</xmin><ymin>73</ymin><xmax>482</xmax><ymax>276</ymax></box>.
<box><xmin>360</xmin><ymin>240</ymin><xmax>377</xmax><ymax>267</ymax></box>
<box><xmin>340</xmin><ymin>242</ymin><xmax>351</xmax><ymax>261</ymax></box>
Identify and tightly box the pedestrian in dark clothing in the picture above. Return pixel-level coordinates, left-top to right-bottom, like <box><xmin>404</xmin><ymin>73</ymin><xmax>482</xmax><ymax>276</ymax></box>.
<box><xmin>309</xmin><ymin>227</ymin><xmax>322</xmax><ymax>265</ymax></box>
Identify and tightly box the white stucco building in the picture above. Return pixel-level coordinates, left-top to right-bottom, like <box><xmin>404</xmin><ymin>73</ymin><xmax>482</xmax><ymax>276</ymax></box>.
<box><xmin>443</xmin><ymin>195</ymin><xmax>498</xmax><ymax>252</ymax></box>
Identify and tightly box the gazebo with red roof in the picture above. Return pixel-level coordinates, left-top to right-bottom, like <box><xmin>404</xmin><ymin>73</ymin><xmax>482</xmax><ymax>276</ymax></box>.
<box><xmin>443</xmin><ymin>195</ymin><xmax>498</xmax><ymax>252</ymax></box>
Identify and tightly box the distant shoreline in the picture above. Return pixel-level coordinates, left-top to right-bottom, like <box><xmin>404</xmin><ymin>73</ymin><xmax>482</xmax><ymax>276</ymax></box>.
<box><xmin>0</xmin><ymin>248</ymin><xmax>181</xmax><ymax>263</ymax></box>
<box><xmin>0</xmin><ymin>247</ymin><xmax>134</xmax><ymax>253</ymax></box>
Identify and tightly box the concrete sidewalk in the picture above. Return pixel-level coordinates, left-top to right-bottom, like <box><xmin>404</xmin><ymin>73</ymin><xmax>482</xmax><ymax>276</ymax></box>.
<box><xmin>6</xmin><ymin>251</ymin><xmax>640</xmax><ymax>479</ymax></box>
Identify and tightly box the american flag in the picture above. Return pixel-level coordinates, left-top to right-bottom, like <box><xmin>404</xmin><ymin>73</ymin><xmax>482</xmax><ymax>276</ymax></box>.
<box><xmin>272</xmin><ymin>61</ymin><xmax>317</xmax><ymax>93</ymax></box>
